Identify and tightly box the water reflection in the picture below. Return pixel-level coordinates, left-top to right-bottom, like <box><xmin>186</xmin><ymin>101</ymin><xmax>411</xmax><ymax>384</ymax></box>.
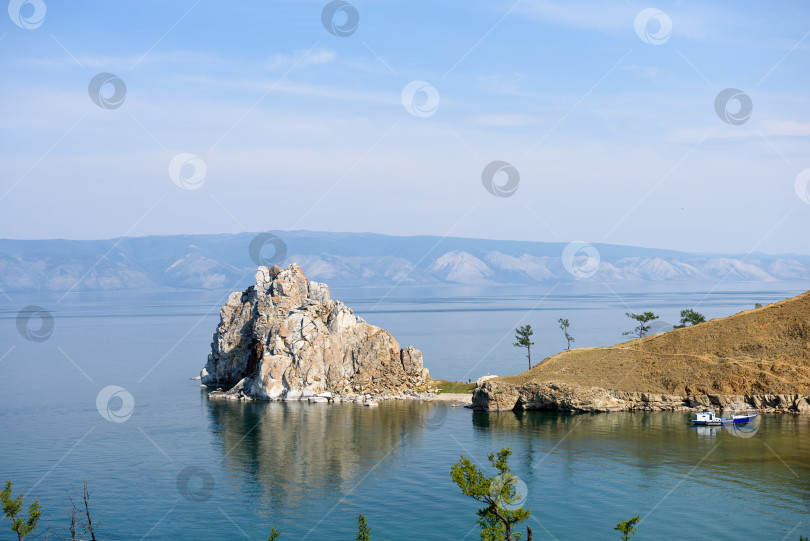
<box><xmin>694</xmin><ymin>425</ymin><xmax>721</xmax><ymax>439</ymax></box>
<box><xmin>205</xmin><ymin>394</ymin><xmax>450</xmax><ymax>510</ymax></box>
<box><xmin>471</xmin><ymin>409</ymin><xmax>810</xmax><ymax>513</ymax></box>
<box><xmin>206</xmin><ymin>394</ymin><xmax>810</xmax><ymax>529</ymax></box>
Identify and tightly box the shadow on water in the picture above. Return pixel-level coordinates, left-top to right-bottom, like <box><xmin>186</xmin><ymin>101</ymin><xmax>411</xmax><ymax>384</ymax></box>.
<box><xmin>204</xmin><ymin>392</ymin><xmax>451</xmax><ymax>511</ymax></box>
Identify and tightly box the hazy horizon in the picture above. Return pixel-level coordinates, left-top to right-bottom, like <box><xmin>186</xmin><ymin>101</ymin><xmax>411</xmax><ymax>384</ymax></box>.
<box><xmin>2</xmin><ymin>229</ymin><xmax>810</xmax><ymax>258</ymax></box>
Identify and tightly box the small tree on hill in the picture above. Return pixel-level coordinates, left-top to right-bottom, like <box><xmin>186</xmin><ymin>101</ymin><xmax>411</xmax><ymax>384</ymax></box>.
<box><xmin>614</xmin><ymin>515</ymin><xmax>640</xmax><ymax>540</ymax></box>
<box><xmin>513</xmin><ymin>325</ymin><xmax>535</xmax><ymax>370</ymax></box>
<box><xmin>268</xmin><ymin>529</ymin><xmax>281</xmax><ymax>541</ymax></box>
<box><xmin>674</xmin><ymin>309</ymin><xmax>705</xmax><ymax>329</ymax></box>
<box><xmin>622</xmin><ymin>312</ymin><xmax>658</xmax><ymax>339</ymax></box>
<box><xmin>1</xmin><ymin>481</ymin><xmax>42</xmax><ymax>541</ymax></box>
<box><xmin>557</xmin><ymin>318</ymin><xmax>574</xmax><ymax>351</ymax></box>
<box><xmin>451</xmin><ymin>448</ymin><xmax>530</xmax><ymax>541</ymax></box>
<box><xmin>356</xmin><ymin>514</ymin><xmax>371</xmax><ymax>541</ymax></box>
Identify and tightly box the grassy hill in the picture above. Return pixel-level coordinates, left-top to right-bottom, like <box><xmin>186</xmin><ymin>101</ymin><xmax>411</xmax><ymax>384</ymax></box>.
<box><xmin>498</xmin><ymin>290</ymin><xmax>810</xmax><ymax>396</ymax></box>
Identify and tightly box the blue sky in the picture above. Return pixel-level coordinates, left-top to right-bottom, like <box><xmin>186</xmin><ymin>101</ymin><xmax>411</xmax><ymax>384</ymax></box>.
<box><xmin>1</xmin><ymin>0</ymin><xmax>809</xmax><ymax>254</ymax></box>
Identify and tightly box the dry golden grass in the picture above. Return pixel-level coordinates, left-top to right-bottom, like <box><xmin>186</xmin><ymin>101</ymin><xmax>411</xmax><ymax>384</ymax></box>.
<box><xmin>498</xmin><ymin>290</ymin><xmax>810</xmax><ymax>396</ymax></box>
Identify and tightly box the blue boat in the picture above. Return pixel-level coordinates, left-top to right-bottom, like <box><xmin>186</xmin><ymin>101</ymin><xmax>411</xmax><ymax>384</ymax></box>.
<box><xmin>689</xmin><ymin>410</ymin><xmax>758</xmax><ymax>426</ymax></box>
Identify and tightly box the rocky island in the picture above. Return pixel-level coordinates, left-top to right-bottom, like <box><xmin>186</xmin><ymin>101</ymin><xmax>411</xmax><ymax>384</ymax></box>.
<box><xmin>474</xmin><ymin>290</ymin><xmax>810</xmax><ymax>414</ymax></box>
<box><xmin>201</xmin><ymin>264</ymin><xmax>431</xmax><ymax>402</ymax></box>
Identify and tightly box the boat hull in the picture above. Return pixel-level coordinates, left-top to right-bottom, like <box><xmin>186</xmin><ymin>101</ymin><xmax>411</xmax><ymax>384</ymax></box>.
<box><xmin>689</xmin><ymin>414</ymin><xmax>757</xmax><ymax>426</ymax></box>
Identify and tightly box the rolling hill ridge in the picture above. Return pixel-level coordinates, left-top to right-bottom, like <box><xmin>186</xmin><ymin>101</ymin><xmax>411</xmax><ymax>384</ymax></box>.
<box><xmin>1</xmin><ymin>231</ymin><xmax>808</xmax><ymax>292</ymax></box>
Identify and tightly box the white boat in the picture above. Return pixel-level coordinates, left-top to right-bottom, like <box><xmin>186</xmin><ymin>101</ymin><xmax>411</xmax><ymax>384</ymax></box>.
<box><xmin>689</xmin><ymin>410</ymin><xmax>758</xmax><ymax>426</ymax></box>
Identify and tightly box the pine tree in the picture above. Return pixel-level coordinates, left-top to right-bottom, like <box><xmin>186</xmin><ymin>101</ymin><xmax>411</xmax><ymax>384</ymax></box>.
<box><xmin>614</xmin><ymin>516</ymin><xmax>640</xmax><ymax>540</ymax></box>
<box><xmin>557</xmin><ymin>318</ymin><xmax>575</xmax><ymax>351</ymax></box>
<box><xmin>674</xmin><ymin>309</ymin><xmax>706</xmax><ymax>328</ymax></box>
<box><xmin>356</xmin><ymin>513</ymin><xmax>371</xmax><ymax>541</ymax></box>
<box><xmin>622</xmin><ymin>312</ymin><xmax>659</xmax><ymax>338</ymax></box>
<box><xmin>451</xmin><ymin>448</ymin><xmax>530</xmax><ymax>541</ymax></box>
<box><xmin>513</xmin><ymin>325</ymin><xmax>535</xmax><ymax>369</ymax></box>
<box><xmin>1</xmin><ymin>481</ymin><xmax>42</xmax><ymax>541</ymax></box>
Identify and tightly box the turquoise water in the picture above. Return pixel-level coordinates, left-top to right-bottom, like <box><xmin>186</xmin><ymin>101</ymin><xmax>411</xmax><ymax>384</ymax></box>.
<box><xmin>1</xmin><ymin>283</ymin><xmax>809</xmax><ymax>539</ymax></box>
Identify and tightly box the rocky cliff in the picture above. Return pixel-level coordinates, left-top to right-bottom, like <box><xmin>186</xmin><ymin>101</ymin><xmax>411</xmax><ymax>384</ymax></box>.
<box><xmin>472</xmin><ymin>380</ymin><xmax>810</xmax><ymax>414</ymax></box>
<box><xmin>473</xmin><ymin>290</ymin><xmax>810</xmax><ymax>413</ymax></box>
<box><xmin>201</xmin><ymin>264</ymin><xmax>430</xmax><ymax>401</ymax></box>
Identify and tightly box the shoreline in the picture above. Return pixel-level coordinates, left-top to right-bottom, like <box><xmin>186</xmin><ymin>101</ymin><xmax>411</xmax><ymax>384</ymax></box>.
<box><xmin>472</xmin><ymin>380</ymin><xmax>810</xmax><ymax>414</ymax></box>
<box><xmin>201</xmin><ymin>379</ymin><xmax>808</xmax><ymax>415</ymax></box>
<box><xmin>205</xmin><ymin>387</ymin><xmax>473</xmax><ymax>406</ymax></box>
<box><xmin>427</xmin><ymin>392</ymin><xmax>473</xmax><ymax>406</ymax></box>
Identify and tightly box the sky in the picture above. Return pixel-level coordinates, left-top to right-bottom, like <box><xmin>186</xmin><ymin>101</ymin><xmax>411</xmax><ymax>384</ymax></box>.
<box><xmin>1</xmin><ymin>0</ymin><xmax>809</xmax><ymax>255</ymax></box>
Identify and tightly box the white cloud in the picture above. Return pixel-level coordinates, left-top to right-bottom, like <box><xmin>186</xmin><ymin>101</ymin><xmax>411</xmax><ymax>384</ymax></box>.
<box><xmin>266</xmin><ymin>48</ymin><xmax>337</xmax><ymax>70</ymax></box>
<box><xmin>468</xmin><ymin>113</ymin><xmax>541</xmax><ymax>127</ymax></box>
<box><xmin>620</xmin><ymin>64</ymin><xmax>663</xmax><ymax>82</ymax></box>
<box><xmin>477</xmin><ymin>73</ymin><xmax>537</xmax><ymax>98</ymax></box>
<box><xmin>762</xmin><ymin>120</ymin><xmax>810</xmax><ymax>137</ymax></box>
<box><xmin>517</xmin><ymin>0</ymin><xmax>633</xmax><ymax>35</ymax></box>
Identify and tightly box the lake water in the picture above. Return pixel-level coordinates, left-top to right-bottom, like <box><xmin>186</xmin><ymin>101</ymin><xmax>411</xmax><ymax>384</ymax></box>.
<box><xmin>1</xmin><ymin>281</ymin><xmax>809</xmax><ymax>539</ymax></box>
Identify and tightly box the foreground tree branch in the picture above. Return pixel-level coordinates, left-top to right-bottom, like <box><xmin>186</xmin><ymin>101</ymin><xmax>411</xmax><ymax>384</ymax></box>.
<box><xmin>55</xmin><ymin>481</ymin><xmax>100</xmax><ymax>541</ymax></box>
<box><xmin>451</xmin><ymin>448</ymin><xmax>530</xmax><ymax>541</ymax></box>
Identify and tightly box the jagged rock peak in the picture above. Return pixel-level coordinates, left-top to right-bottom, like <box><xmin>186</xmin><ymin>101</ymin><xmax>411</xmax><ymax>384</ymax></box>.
<box><xmin>201</xmin><ymin>264</ymin><xmax>430</xmax><ymax>401</ymax></box>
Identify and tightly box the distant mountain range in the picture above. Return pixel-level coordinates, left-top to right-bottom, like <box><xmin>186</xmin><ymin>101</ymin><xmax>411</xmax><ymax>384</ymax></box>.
<box><xmin>0</xmin><ymin>231</ymin><xmax>808</xmax><ymax>292</ymax></box>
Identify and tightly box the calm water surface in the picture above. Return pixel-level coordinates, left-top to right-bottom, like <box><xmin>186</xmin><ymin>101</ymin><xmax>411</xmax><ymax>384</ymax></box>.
<box><xmin>1</xmin><ymin>282</ymin><xmax>808</xmax><ymax>539</ymax></box>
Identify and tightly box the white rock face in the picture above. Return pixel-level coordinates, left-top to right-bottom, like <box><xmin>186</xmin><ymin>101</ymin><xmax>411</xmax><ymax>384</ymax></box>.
<box><xmin>429</xmin><ymin>251</ymin><xmax>492</xmax><ymax>283</ymax></box>
<box><xmin>201</xmin><ymin>264</ymin><xmax>430</xmax><ymax>400</ymax></box>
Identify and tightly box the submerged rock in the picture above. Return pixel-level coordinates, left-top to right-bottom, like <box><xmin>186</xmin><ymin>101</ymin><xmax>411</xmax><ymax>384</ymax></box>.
<box><xmin>201</xmin><ymin>264</ymin><xmax>430</xmax><ymax>401</ymax></box>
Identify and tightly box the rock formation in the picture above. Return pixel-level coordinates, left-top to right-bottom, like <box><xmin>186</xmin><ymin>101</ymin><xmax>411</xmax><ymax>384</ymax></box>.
<box><xmin>472</xmin><ymin>380</ymin><xmax>810</xmax><ymax>414</ymax></box>
<box><xmin>200</xmin><ymin>264</ymin><xmax>430</xmax><ymax>401</ymax></box>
